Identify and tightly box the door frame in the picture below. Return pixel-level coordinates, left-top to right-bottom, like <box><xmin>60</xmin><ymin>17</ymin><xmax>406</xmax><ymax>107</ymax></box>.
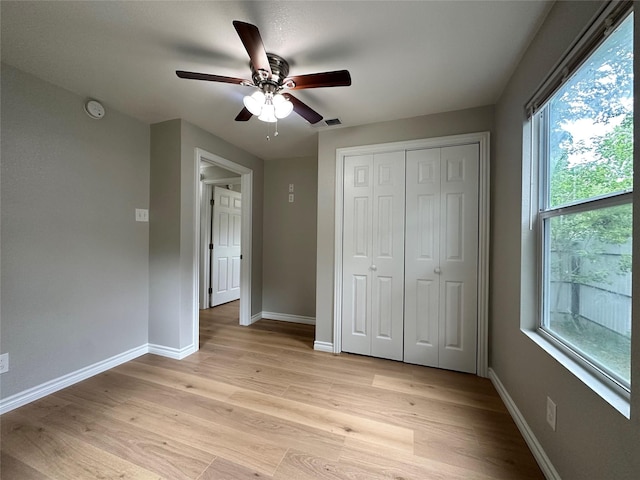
<box><xmin>199</xmin><ymin>182</ymin><xmax>214</xmax><ymax>309</ymax></box>
<box><xmin>195</xmin><ymin>148</ymin><xmax>253</xmax><ymax>329</ymax></box>
<box><xmin>333</xmin><ymin>132</ymin><xmax>490</xmax><ymax>377</ymax></box>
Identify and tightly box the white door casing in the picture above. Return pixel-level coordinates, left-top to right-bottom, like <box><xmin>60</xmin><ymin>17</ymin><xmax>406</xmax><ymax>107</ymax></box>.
<box><xmin>341</xmin><ymin>151</ymin><xmax>405</xmax><ymax>361</ymax></box>
<box><xmin>212</xmin><ymin>186</ymin><xmax>242</xmax><ymax>306</ymax></box>
<box><xmin>333</xmin><ymin>132</ymin><xmax>490</xmax><ymax>378</ymax></box>
<box><xmin>404</xmin><ymin>145</ymin><xmax>479</xmax><ymax>373</ymax></box>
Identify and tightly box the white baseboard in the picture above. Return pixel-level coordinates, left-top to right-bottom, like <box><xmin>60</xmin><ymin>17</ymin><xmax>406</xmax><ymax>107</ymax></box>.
<box><xmin>0</xmin><ymin>344</ymin><xmax>148</xmax><ymax>415</ymax></box>
<box><xmin>489</xmin><ymin>368</ymin><xmax>560</xmax><ymax>480</ymax></box>
<box><xmin>148</xmin><ymin>343</ymin><xmax>197</xmax><ymax>360</ymax></box>
<box><xmin>249</xmin><ymin>312</ymin><xmax>262</xmax><ymax>325</ymax></box>
<box><xmin>0</xmin><ymin>341</ymin><xmax>203</xmax><ymax>415</ymax></box>
<box><xmin>314</xmin><ymin>341</ymin><xmax>334</xmax><ymax>353</ymax></box>
<box><xmin>261</xmin><ymin>311</ymin><xmax>316</xmax><ymax>325</ymax></box>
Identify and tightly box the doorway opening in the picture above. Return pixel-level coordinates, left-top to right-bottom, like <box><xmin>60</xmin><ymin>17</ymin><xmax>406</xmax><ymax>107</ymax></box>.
<box><xmin>194</xmin><ymin>148</ymin><xmax>253</xmax><ymax>351</ymax></box>
<box><xmin>201</xmin><ymin>181</ymin><xmax>242</xmax><ymax>308</ymax></box>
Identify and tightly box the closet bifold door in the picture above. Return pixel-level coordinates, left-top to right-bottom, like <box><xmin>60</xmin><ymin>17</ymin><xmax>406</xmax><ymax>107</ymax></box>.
<box><xmin>404</xmin><ymin>144</ymin><xmax>479</xmax><ymax>373</ymax></box>
<box><xmin>404</xmin><ymin>148</ymin><xmax>441</xmax><ymax>367</ymax></box>
<box><xmin>341</xmin><ymin>151</ymin><xmax>405</xmax><ymax>361</ymax></box>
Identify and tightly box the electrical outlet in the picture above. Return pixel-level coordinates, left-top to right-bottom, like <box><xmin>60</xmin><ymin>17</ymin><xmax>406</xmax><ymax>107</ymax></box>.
<box><xmin>546</xmin><ymin>396</ymin><xmax>557</xmax><ymax>431</ymax></box>
<box><xmin>288</xmin><ymin>193</ymin><xmax>294</xmax><ymax>203</ymax></box>
<box><xmin>135</xmin><ymin>208</ymin><xmax>149</xmax><ymax>222</ymax></box>
<box><xmin>0</xmin><ymin>353</ymin><xmax>9</xmax><ymax>374</ymax></box>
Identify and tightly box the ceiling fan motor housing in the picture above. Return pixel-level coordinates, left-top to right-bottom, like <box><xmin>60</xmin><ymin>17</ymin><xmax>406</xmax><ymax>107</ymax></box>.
<box><xmin>251</xmin><ymin>53</ymin><xmax>290</xmax><ymax>91</ymax></box>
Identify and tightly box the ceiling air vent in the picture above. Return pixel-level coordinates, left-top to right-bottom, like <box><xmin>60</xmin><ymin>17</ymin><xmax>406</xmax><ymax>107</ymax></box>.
<box><xmin>324</xmin><ymin>118</ymin><xmax>342</xmax><ymax>126</ymax></box>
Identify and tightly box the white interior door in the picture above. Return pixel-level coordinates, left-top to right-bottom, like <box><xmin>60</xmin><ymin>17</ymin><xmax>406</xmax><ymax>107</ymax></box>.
<box><xmin>212</xmin><ymin>186</ymin><xmax>242</xmax><ymax>306</ymax></box>
<box><xmin>341</xmin><ymin>151</ymin><xmax>405</xmax><ymax>361</ymax></box>
<box><xmin>437</xmin><ymin>144</ymin><xmax>478</xmax><ymax>373</ymax></box>
<box><xmin>404</xmin><ymin>144</ymin><xmax>479</xmax><ymax>373</ymax></box>
<box><xmin>404</xmin><ymin>148</ymin><xmax>441</xmax><ymax>367</ymax></box>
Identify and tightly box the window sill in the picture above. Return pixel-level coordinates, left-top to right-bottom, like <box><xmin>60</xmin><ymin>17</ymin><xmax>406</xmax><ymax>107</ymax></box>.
<box><xmin>522</xmin><ymin>329</ymin><xmax>630</xmax><ymax>419</ymax></box>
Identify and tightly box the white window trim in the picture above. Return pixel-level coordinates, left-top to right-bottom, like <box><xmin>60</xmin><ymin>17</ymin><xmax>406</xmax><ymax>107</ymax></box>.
<box><xmin>523</xmin><ymin>3</ymin><xmax>634</xmax><ymax>416</ymax></box>
<box><xmin>523</xmin><ymin>119</ymin><xmax>631</xmax><ymax>416</ymax></box>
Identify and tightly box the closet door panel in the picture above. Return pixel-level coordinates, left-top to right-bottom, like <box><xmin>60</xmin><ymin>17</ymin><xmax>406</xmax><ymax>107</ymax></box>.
<box><xmin>444</xmin><ymin>193</ymin><xmax>464</xmax><ymax>261</ymax></box>
<box><xmin>438</xmin><ymin>144</ymin><xmax>479</xmax><ymax>373</ymax></box>
<box><xmin>415</xmin><ymin>279</ymin><xmax>437</xmax><ymax>344</ymax></box>
<box><xmin>351</xmin><ymin>274</ymin><xmax>369</xmax><ymax>336</ymax></box>
<box><xmin>443</xmin><ymin>280</ymin><xmax>464</xmax><ymax>349</ymax></box>
<box><xmin>342</xmin><ymin>155</ymin><xmax>374</xmax><ymax>355</ymax></box>
<box><xmin>374</xmin><ymin>276</ymin><xmax>394</xmax><ymax>338</ymax></box>
<box><xmin>371</xmin><ymin>151</ymin><xmax>405</xmax><ymax>361</ymax></box>
<box><xmin>404</xmin><ymin>148</ymin><xmax>441</xmax><ymax>366</ymax></box>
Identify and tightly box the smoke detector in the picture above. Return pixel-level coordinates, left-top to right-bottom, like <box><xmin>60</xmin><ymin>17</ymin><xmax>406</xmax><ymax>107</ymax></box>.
<box><xmin>84</xmin><ymin>99</ymin><xmax>105</xmax><ymax>119</ymax></box>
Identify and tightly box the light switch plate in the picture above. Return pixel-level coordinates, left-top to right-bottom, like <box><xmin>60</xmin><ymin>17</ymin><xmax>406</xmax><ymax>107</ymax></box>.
<box><xmin>135</xmin><ymin>208</ymin><xmax>149</xmax><ymax>222</ymax></box>
<box><xmin>289</xmin><ymin>183</ymin><xmax>294</xmax><ymax>192</ymax></box>
<box><xmin>0</xmin><ymin>353</ymin><xmax>9</xmax><ymax>374</ymax></box>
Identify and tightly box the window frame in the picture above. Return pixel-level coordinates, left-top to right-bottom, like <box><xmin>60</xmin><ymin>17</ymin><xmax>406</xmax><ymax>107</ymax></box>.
<box><xmin>535</xmin><ymin>189</ymin><xmax>632</xmax><ymax>394</ymax></box>
<box><xmin>531</xmin><ymin>3</ymin><xmax>634</xmax><ymax>398</ymax></box>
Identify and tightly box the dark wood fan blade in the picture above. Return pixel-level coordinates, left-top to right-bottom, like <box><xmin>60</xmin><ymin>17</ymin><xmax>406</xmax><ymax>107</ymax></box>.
<box><xmin>176</xmin><ymin>70</ymin><xmax>247</xmax><ymax>85</ymax></box>
<box><xmin>235</xmin><ymin>107</ymin><xmax>253</xmax><ymax>122</ymax></box>
<box><xmin>232</xmin><ymin>21</ymin><xmax>272</xmax><ymax>74</ymax></box>
<box><xmin>285</xmin><ymin>70</ymin><xmax>351</xmax><ymax>90</ymax></box>
<box><xmin>283</xmin><ymin>94</ymin><xmax>323</xmax><ymax>124</ymax></box>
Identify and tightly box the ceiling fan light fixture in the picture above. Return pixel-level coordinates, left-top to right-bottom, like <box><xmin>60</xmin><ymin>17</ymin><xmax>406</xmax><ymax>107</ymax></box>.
<box><xmin>273</xmin><ymin>94</ymin><xmax>293</xmax><ymax>119</ymax></box>
<box><xmin>245</xmin><ymin>91</ymin><xmax>293</xmax><ymax>123</ymax></box>
<box><xmin>243</xmin><ymin>91</ymin><xmax>265</xmax><ymax>116</ymax></box>
<box><xmin>258</xmin><ymin>103</ymin><xmax>277</xmax><ymax>123</ymax></box>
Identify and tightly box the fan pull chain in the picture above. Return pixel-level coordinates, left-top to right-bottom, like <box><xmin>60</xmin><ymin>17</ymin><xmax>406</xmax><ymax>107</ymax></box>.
<box><xmin>266</xmin><ymin>119</ymin><xmax>279</xmax><ymax>141</ymax></box>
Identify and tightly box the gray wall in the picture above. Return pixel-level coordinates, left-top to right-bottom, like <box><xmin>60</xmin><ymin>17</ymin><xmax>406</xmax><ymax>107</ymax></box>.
<box><xmin>315</xmin><ymin>106</ymin><xmax>494</xmax><ymax>343</ymax></box>
<box><xmin>149</xmin><ymin>120</ymin><xmax>181</xmax><ymax>347</ymax></box>
<box><xmin>181</xmin><ymin>120</ymin><xmax>264</xmax><ymax>321</ymax></box>
<box><xmin>149</xmin><ymin>119</ymin><xmax>265</xmax><ymax>350</ymax></box>
<box><xmin>263</xmin><ymin>156</ymin><xmax>318</xmax><ymax>318</ymax></box>
<box><xmin>492</xmin><ymin>1</ymin><xmax>640</xmax><ymax>478</ymax></box>
<box><xmin>1</xmin><ymin>64</ymin><xmax>150</xmax><ymax>398</ymax></box>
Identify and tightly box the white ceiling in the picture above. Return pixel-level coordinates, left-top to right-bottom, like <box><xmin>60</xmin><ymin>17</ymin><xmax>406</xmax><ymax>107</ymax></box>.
<box><xmin>1</xmin><ymin>1</ymin><xmax>551</xmax><ymax>160</ymax></box>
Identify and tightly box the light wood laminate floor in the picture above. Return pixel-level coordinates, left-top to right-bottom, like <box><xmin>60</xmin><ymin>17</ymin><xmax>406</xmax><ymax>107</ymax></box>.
<box><xmin>1</xmin><ymin>302</ymin><xmax>544</xmax><ymax>479</ymax></box>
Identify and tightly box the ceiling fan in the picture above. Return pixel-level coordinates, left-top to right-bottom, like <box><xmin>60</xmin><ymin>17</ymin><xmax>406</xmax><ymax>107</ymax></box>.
<box><xmin>176</xmin><ymin>21</ymin><xmax>351</xmax><ymax>125</ymax></box>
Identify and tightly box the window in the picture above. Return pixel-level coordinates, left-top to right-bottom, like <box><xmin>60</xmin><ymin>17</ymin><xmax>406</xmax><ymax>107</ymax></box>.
<box><xmin>533</xmin><ymin>8</ymin><xmax>633</xmax><ymax>392</ymax></box>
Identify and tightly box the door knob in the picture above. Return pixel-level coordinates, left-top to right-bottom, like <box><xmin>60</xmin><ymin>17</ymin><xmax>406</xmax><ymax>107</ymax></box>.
<box><xmin>434</xmin><ymin>267</ymin><xmax>441</xmax><ymax>274</ymax></box>
<box><xmin>370</xmin><ymin>265</ymin><xmax>378</xmax><ymax>271</ymax></box>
